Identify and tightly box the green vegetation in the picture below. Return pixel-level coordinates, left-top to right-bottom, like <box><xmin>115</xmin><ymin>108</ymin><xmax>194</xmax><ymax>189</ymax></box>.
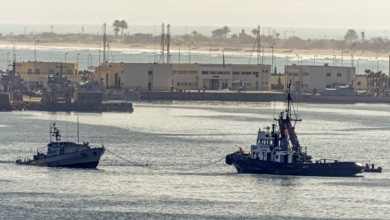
<box><xmin>364</xmin><ymin>69</ymin><xmax>389</xmax><ymax>95</ymax></box>
<box><xmin>112</xmin><ymin>20</ymin><xmax>128</xmax><ymax>36</ymax></box>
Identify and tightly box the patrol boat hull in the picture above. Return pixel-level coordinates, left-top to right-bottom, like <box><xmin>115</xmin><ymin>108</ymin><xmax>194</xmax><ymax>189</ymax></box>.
<box><xmin>17</xmin><ymin>148</ymin><xmax>105</xmax><ymax>168</ymax></box>
<box><xmin>16</xmin><ymin>122</ymin><xmax>105</xmax><ymax>169</ymax></box>
<box><xmin>226</xmin><ymin>153</ymin><xmax>364</xmax><ymax>177</ymax></box>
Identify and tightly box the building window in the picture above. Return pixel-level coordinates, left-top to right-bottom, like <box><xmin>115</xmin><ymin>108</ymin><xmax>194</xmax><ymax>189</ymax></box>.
<box><xmin>172</xmin><ymin>70</ymin><xmax>177</xmax><ymax>74</ymax></box>
<box><xmin>177</xmin><ymin>82</ymin><xmax>188</xmax><ymax>86</ymax></box>
<box><xmin>358</xmin><ymin>82</ymin><xmax>361</xmax><ymax>86</ymax></box>
<box><xmin>253</xmin><ymin>72</ymin><xmax>259</xmax><ymax>77</ymax></box>
<box><xmin>202</xmin><ymin>71</ymin><xmax>209</xmax><ymax>74</ymax></box>
<box><xmin>326</xmin><ymin>84</ymin><xmax>331</xmax><ymax>88</ymax></box>
<box><xmin>304</xmin><ymin>72</ymin><xmax>309</xmax><ymax>76</ymax></box>
<box><xmin>28</xmin><ymin>69</ymin><xmax>32</xmax><ymax>74</ymax></box>
<box><xmin>148</xmin><ymin>71</ymin><xmax>153</xmax><ymax>75</ymax></box>
<box><xmin>326</xmin><ymin>73</ymin><xmax>331</xmax><ymax>77</ymax></box>
<box><xmin>233</xmin><ymin>71</ymin><xmax>240</xmax><ymax>75</ymax></box>
<box><xmin>49</xmin><ymin>69</ymin><xmax>55</xmax><ymax>74</ymax></box>
<box><xmin>223</xmin><ymin>71</ymin><xmax>230</xmax><ymax>75</ymax></box>
<box><xmin>188</xmin><ymin>82</ymin><xmax>198</xmax><ymax>86</ymax></box>
<box><xmin>189</xmin><ymin>71</ymin><xmax>197</xmax><ymax>74</ymax></box>
<box><xmin>177</xmin><ymin>70</ymin><xmax>187</xmax><ymax>74</ymax></box>
<box><xmin>210</xmin><ymin>71</ymin><xmax>216</xmax><ymax>75</ymax></box>
<box><xmin>337</xmin><ymin>73</ymin><xmax>342</xmax><ymax>77</ymax></box>
<box><xmin>34</xmin><ymin>69</ymin><xmax>40</xmax><ymax>74</ymax></box>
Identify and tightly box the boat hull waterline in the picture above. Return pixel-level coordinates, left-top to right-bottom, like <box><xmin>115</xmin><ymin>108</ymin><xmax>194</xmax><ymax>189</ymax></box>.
<box><xmin>16</xmin><ymin>148</ymin><xmax>105</xmax><ymax>168</ymax></box>
<box><xmin>226</xmin><ymin>153</ymin><xmax>364</xmax><ymax>177</ymax></box>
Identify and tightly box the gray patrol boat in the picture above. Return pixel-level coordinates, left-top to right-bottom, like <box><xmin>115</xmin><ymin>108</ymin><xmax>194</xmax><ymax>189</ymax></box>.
<box><xmin>16</xmin><ymin>123</ymin><xmax>105</xmax><ymax>168</ymax></box>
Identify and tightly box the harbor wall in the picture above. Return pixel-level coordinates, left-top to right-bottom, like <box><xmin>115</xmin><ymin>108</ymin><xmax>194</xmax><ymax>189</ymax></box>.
<box><xmin>140</xmin><ymin>91</ymin><xmax>390</xmax><ymax>104</ymax></box>
<box><xmin>140</xmin><ymin>91</ymin><xmax>286</xmax><ymax>102</ymax></box>
<box><xmin>7</xmin><ymin>102</ymin><xmax>133</xmax><ymax>112</ymax></box>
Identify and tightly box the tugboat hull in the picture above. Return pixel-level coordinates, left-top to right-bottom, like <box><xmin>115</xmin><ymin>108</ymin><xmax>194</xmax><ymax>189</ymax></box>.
<box><xmin>226</xmin><ymin>153</ymin><xmax>364</xmax><ymax>177</ymax></box>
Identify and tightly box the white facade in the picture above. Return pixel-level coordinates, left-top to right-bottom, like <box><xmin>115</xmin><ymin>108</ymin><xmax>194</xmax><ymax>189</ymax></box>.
<box><xmin>285</xmin><ymin>64</ymin><xmax>356</xmax><ymax>93</ymax></box>
<box><xmin>100</xmin><ymin>63</ymin><xmax>272</xmax><ymax>91</ymax></box>
<box><xmin>173</xmin><ymin>64</ymin><xmax>271</xmax><ymax>91</ymax></box>
<box><xmin>99</xmin><ymin>63</ymin><xmax>173</xmax><ymax>91</ymax></box>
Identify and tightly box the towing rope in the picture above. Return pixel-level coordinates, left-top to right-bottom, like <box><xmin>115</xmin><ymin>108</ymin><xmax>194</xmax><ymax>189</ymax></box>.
<box><xmin>105</xmin><ymin>147</ymin><xmax>226</xmax><ymax>171</ymax></box>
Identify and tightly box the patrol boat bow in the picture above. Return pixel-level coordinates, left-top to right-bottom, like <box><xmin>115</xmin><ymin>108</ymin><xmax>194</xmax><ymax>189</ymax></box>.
<box><xmin>225</xmin><ymin>82</ymin><xmax>364</xmax><ymax>177</ymax></box>
<box><xmin>16</xmin><ymin>123</ymin><xmax>105</xmax><ymax>168</ymax></box>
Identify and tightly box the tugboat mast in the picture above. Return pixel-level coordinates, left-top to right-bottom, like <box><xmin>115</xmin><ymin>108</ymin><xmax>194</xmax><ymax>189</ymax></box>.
<box><xmin>286</xmin><ymin>82</ymin><xmax>293</xmax><ymax>120</ymax></box>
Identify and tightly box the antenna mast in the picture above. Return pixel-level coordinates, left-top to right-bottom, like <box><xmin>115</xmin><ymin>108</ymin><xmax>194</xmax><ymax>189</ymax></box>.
<box><xmin>159</xmin><ymin>23</ymin><xmax>165</xmax><ymax>63</ymax></box>
<box><xmin>77</xmin><ymin>117</ymin><xmax>79</xmax><ymax>144</ymax></box>
<box><xmin>103</xmin><ymin>23</ymin><xmax>107</xmax><ymax>63</ymax></box>
<box><xmin>166</xmin><ymin>24</ymin><xmax>171</xmax><ymax>64</ymax></box>
<box><xmin>257</xmin><ymin>25</ymin><xmax>261</xmax><ymax>65</ymax></box>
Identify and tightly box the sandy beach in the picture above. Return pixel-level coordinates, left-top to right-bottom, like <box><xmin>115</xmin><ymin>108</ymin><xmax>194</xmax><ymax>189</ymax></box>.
<box><xmin>0</xmin><ymin>40</ymin><xmax>387</xmax><ymax>60</ymax></box>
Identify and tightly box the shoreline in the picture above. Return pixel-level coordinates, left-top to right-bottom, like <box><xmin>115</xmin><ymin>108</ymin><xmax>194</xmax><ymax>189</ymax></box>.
<box><xmin>0</xmin><ymin>40</ymin><xmax>388</xmax><ymax>60</ymax></box>
<box><xmin>3</xmin><ymin>92</ymin><xmax>390</xmax><ymax>113</ymax></box>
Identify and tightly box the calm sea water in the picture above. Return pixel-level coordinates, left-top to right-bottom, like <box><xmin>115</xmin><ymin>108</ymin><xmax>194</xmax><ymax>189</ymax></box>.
<box><xmin>0</xmin><ymin>101</ymin><xmax>389</xmax><ymax>219</ymax></box>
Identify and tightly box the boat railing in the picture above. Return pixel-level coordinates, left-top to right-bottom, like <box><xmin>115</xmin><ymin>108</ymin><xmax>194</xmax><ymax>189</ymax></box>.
<box><xmin>16</xmin><ymin>157</ymin><xmax>31</xmax><ymax>164</ymax></box>
<box><xmin>315</xmin><ymin>158</ymin><xmax>340</xmax><ymax>164</ymax></box>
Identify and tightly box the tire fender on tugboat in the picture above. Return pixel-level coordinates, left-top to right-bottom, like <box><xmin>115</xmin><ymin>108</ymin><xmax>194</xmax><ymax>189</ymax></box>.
<box><xmin>226</xmin><ymin>154</ymin><xmax>233</xmax><ymax>165</ymax></box>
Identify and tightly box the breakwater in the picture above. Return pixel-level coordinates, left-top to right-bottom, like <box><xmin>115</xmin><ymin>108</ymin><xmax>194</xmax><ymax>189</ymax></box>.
<box><xmin>140</xmin><ymin>91</ymin><xmax>286</xmax><ymax>102</ymax></box>
<box><xmin>140</xmin><ymin>91</ymin><xmax>390</xmax><ymax>104</ymax></box>
<box><xmin>1</xmin><ymin>102</ymin><xmax>134</xmax><ymax>112</ymax></box>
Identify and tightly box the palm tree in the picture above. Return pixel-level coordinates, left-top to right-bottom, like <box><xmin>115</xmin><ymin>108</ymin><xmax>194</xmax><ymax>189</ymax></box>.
<box><xmin>364</xmin><ymin>69</ymin><xmax>373</xmax><ymax>93</ymax></box>
<box><xmin>374</xmin><ymin>71</ymin><xmax>382</xmax><ymax>93</ymax></box>
<box><xmin>251</xmin><ymin>28</ymin><xmax>259</xmax><ymax>37</ymax></box>
<box><xmin>119</xmin><ymin>20</ymin><xmax>128</xmax><ymax>36</ymax></box>
<box><xmin>191</xmin><ymin>30</ymin><xmax>198</xmax><ymax>41</ymax></box>
<box><xmin>112</xmin><ymin>20</ymin><xmax>121</xmax><ymax>36</ymax></box>
<box><xmin>222</xmin><ymin>26</ymin><xmax>231</xmax><ymax>38</ymax></box>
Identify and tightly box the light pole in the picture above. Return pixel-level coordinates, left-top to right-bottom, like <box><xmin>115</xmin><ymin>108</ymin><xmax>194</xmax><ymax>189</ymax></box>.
<box><xmin>34</xmin><ymin>40</ymin><xmax>39</xmax><ymax>61</ymax></box>
<box><xmin>96</xmin><ymin>43</ymin><xmax>101</xmax><ymax>66</ymax></box>
<box><xmin>261</xmin><ymin>45</ymin><xmax>264</xmax><ymax>64</ymax></box>
<box><xmin>338</xmin><ymin>46</ymin><xmax>343</xmax><ymax>66</ymax></box>
<box><xmin>376</xmin><ymin>56</ymin><xmax>379</xmax><ymax>72</ymax></box>
<box><xmin>6</xmin><ymin>52</ymin><xmax>9</xmax><ymax>69</ymax></box>
<box><xmin>209</xmin><ymin>41</ymin><xmax>212</xmax><ymax>64</ymax></box>
<box><xmin>271</xmin><ymin>42</ymin><xmax>276</xmax><ymax>73</ymax></box>
<box><xmin>350</xmin><ymin>43</ymin><xmax>356</xmax><ymax>67</ymax></box>
<box><xmin>177</xmin><ymin>44</ymin><xmax>181</xmax><ymax>64</ymax></box>
<box><xmin>64</xmin><ymin>53</ymin><xmax>68</xmax><ymax>63</ymax></box>
<box><xmin>314</xmin><ymin>55</ymin><xmax>317</xmax><ymax>66</ymax></box>
<box><xmin>12</xmin><ymin>42</ymin><xmax>15</xmax><ymax>63</ymax></box>
<box><xmin>76</xmin><ymin>53</ymin><xmax>80</xmax><ymax>65</ymax></box>
<box><xmin>88</xmin><ymin>54</ymin><xmax>92</xmax><ymax>69</ymax></box>
<box><xmin>296</xmin><ymin>54</ymin><xmax>300</xmax><ymax>65</ymax></box>
<box><xmin>188</xmin><ymin>42</ymin><xmax>193</xmax><ymax>64</ymax></box>
<box><xmin>357</xmin><ymin>58</ymin><xmax>361</xmax><ymax>74</ymax></box>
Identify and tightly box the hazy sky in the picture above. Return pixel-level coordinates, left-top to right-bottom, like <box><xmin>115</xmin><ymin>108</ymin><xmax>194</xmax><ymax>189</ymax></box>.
<box><xmin>1</xmin><ymin>0</ymin><xmax>389</xmax><ymax>28</ymax></box>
